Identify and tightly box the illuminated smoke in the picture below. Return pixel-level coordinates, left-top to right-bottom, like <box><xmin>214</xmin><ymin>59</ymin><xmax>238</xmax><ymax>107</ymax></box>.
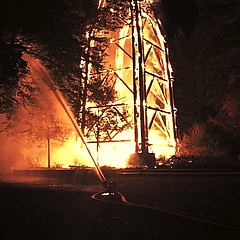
<box><xmin>0</xmin><ymin>55</ymin><xmax>96</xmax><ymax>174</ymax></box>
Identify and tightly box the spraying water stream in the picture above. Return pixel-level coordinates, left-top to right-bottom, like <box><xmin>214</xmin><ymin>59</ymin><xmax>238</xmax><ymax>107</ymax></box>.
<box><xmin>22</xmin><ymin>54</ymin><xmax>106</xmax><ymax>183</ymax></box>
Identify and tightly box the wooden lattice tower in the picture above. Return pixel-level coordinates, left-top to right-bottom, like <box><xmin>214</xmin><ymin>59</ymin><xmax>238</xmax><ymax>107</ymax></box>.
<box><xmin>85</xmin><ymin>0</ymin><xmax>178</xmax><ymax>167</ymax></box>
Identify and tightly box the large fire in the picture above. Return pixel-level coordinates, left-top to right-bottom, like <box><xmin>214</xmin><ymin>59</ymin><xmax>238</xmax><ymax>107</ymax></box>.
<box><xmin>0</xmin><ymin>0</ymin><xmax>177</xmax><ymax>173</ymax></box>
<box><xmin>85</xmin><ymin>0</ymin><xmax>177</xmax><ymax>167</ymax></box>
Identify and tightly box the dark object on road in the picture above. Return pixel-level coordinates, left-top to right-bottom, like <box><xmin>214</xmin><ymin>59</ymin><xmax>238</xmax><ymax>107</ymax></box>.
<box><xmin>156</xmin><ymin>155</ymin><xmax>193</xmax><ymax>169</ymax></box>
<box><xmin>102</xmin><ymin>179</ymin><xmax>117</xmax><ymax>193</ymax></box>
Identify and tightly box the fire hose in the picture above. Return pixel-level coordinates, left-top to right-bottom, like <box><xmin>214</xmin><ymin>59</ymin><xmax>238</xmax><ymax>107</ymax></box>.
<box><xmin>91</xmin><ymin>179</ymin><xmax>240</xmax><ymax>232</ymax></box>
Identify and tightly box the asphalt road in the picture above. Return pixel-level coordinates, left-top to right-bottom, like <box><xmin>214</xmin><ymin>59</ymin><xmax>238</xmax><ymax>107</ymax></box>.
<box><xmin>1</xmin><ymin>173</ymin><xmax>240</xmax><ymax>240</ymax></box>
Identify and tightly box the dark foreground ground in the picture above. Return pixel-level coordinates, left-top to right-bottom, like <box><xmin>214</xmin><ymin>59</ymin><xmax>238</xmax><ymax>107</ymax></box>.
<box><xmin>1</xmin><ymin>170</ymin><xmax>240</xmax><ymax>240</ymax></box>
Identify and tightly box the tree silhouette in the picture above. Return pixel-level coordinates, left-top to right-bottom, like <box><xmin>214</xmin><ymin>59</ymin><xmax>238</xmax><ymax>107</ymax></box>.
<box><xmin>169</xmin><ymin>0</ymin><xmax>240</xmax><ymax>156</ymax></box>
<box><xmin>0</xmin><ymin>0</ymin><xmax>131</xmax><ymax>139</ymax></box>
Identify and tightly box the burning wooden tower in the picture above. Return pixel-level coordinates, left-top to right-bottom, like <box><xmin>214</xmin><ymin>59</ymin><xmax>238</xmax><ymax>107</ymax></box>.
<box><xmin>84</xmin><ymin>0</ymin><xmax>178</xmax><ymax>168</ymax></box>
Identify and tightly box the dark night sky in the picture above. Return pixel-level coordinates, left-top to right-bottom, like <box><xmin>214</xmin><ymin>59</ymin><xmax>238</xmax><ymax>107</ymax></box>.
<box><xmin>161</xmin><ymin>0</ymin><xmax>199</xmax><ymax>37</ymax></box>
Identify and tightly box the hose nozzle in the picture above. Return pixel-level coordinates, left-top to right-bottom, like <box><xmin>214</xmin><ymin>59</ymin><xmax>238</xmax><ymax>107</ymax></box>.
<box><xmin>102</xmin><ymin>179</ymin><xmax>117</xmax><ymax>193</ymax></box>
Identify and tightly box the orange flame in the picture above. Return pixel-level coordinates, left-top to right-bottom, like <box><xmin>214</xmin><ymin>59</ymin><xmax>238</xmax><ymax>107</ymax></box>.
<box><xmin>1</xmin><ymin>1</ymin><xmax>176</xmax><ymax>173</ymax></box>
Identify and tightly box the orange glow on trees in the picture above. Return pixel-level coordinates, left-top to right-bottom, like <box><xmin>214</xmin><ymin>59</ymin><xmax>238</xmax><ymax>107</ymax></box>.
<box><xmin>1</xmin><ymin>0</ymin><xmax>177</xmax><ymax>171</ymax></box>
